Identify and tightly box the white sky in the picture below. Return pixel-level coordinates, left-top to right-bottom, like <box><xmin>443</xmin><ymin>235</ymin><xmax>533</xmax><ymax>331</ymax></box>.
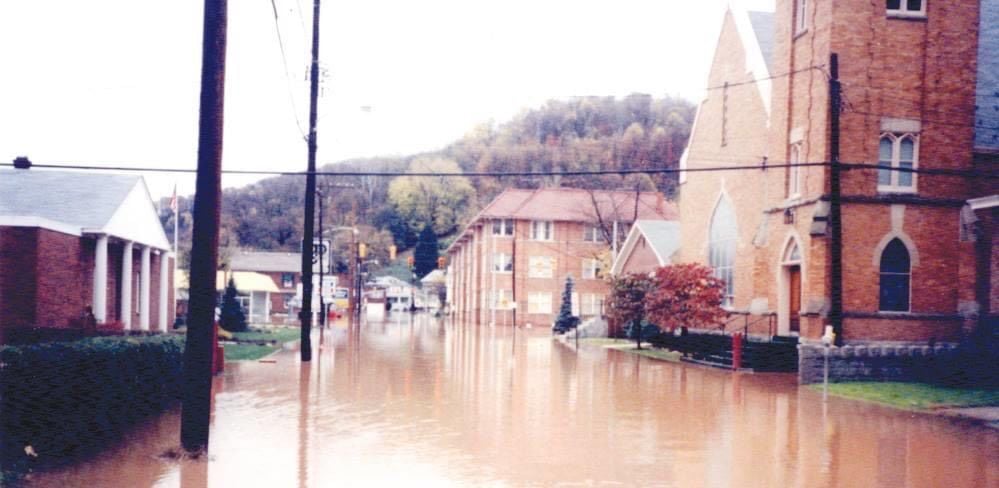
<box><xmin>0</xmin><ymin>0</ymin><xmax>774</xmax><ymax>200</ymax></box>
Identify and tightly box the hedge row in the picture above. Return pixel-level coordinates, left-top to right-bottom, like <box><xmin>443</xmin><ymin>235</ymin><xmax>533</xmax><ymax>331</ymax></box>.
<box><xmin>0</xmin><ymin>335</ymin><xmax>185</xmax><ymax>472</ymax></box>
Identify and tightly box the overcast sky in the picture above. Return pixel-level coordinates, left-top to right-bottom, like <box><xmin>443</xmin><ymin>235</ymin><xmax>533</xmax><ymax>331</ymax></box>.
<box><xmin>0</xmin><ymin>0</ymin><xmax>774</xmax><ymax>200</ymax></box>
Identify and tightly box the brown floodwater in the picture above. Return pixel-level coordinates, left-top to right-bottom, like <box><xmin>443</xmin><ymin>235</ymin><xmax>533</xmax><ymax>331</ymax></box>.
<box><xmin>23</xmin><ymin>314</ymin><xmax>999</xmax><ymax>487</ymax></box>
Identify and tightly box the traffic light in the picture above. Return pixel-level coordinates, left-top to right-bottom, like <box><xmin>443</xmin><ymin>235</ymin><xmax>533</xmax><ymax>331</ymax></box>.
<box><xmin>407</xmin><ymin>255</ymin><xmax>415</xmax><ymax>269</ymax></box>
<box><xmin>358</xmin><ymin>242</ymin><xmax>367</xmax><ymax>259</ymax></box>
<box><xmin>437</xmin><ymin>256</ymin><xmax>446</xmax><ymax>269</ymax></box>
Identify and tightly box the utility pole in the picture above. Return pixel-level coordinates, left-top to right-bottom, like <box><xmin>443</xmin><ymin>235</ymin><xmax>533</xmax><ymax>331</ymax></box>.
<box><xmin>828</xmin><ymin>53</ymin><xmax>844</xmax><ymax>346</ymax></box>
<box><xmin>318</xmin><ymin>188</ymin><xmax>326</xmax><ymax>331</ymax></box>
<box><xmin>299</xmin><ymin>0</ymin><xmax>322</xmax><ymax>362</ymax></box>
<box><xmin>181</xmin><ymin>0</ymin><xmax>227</xmax><ymax>453</ymax></box>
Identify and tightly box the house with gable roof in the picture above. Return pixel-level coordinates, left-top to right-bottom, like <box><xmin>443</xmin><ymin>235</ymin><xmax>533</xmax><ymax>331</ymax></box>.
<box><xmin>0</xmin><ymin>162</ymin><xmax>175</xmax><ymax>340</ymax></box>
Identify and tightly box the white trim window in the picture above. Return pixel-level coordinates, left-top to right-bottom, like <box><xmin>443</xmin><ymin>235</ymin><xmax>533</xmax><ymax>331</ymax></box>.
<box><xmin>795</xmin><ymin>0</ymin><xmax>808</xmax><ymax>34</ymax></box>
<box><xmin>581</xmin><ymin>293</ymin><xmax>602</xmax><ymax>316</ymax></box>
<box><xmin>887</xmin><ymin>0</ymin><xmax>926</xmax><ymax>18</ymax></box>
<box><xmin>583</xmin><ymin>224</ymin><xmax>604</xmax><ymax>243</ymax></box>
<box><xmin>491</xmin><ymin>289</ymin><xmax>513</xmax><ymax>309</ymax></box>
<box><xmin>528</xmin><ymin>256</ymin><xmax>555</xmax><ymax>278</ymax></box>
<box><xmin>878</xmin><ymin>133</ymin><xmax>918</xmax><ymax>192</ymax></box>
<box><xmin>492</xmin><ymin>219</ymin><xmax>514</xmax><ymax>236</ymax></box>
<box><xmin>582</xmin><ymin>258</ymin><xmax>602</xmax><ymax>279</ymax></box>
<box><xmin>527</xmin><ymin>292</ymin><xmax>553</xmax><ymax>314</ymax></box>
<box><xmin>709</xmin><ymin>198</ymin><xmax>737</xmax><ymax>307</ymax></box>
<box><xmin>493</xmin><ymin>253</ymin><xmax>512</xmax><ymax>273</ymax></box>
<box><xmin>788</xmin><ymin>143</ymin><xmax>802</xmax><ymax>198</ymax></box>
<box><xmin>530</xmin><ymin>220</ymin><xmax>554</xmax><ymax>241</ymax></box>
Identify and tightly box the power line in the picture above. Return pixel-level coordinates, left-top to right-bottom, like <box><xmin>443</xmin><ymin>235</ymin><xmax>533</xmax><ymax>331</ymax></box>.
<box><xmin>268</xmin><ymin>0</ymin><xmax>308</xmax><ymax>140</ymax></box>
<box><xmin>704</xmin><ymin>65</ymin><xmax>827</xmax><ymax>92</ymax></box>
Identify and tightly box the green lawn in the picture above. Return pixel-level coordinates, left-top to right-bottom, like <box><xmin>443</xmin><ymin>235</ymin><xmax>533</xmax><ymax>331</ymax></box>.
<box><xmin>223</xmin><ymin>343</ymin><xmax>279</xmax><ymax>361</ymax></box>
<box><xmin>579</xmin><ymin>338</ymin><xmax>682</xmax><ymax>362</ymax></box>
<box><xmin>230</xmin><ymin>327</ymin><xmax>301</xmax><ymax>344</ymax></box>
<box><xmin>815</xmin><ymin>382</ymin><xmax>999</xmax><ymax>410</ymax></box>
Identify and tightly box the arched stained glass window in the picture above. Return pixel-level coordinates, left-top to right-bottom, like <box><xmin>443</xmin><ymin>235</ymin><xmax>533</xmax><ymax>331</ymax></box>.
<box><xmin>879</xmin><ymin>238</ymin><xmax>911</xmax><ymax>312</ymax></box>
<box><xmin>709</xmin><ymin>198</ymin><xmax>737</xmax><ymax>306</ymax></box>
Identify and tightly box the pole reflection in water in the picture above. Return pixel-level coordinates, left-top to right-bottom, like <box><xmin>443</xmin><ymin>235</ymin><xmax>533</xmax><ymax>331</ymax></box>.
<box><xmin>22</xmin><ymin>315</ymin><xmax>999</xmax><ymax>487</ymax></box>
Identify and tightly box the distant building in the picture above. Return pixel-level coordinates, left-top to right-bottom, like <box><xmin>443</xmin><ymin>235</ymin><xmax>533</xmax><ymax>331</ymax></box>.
<box><xmin>229</xmin><ymin>250</ymin><xmax>301</xmax><ymax>324</ymax></box>
<box><xmin>610</xmin><ymin>220</ymin><xmax>681</xmax><ymax>277</ymax></box>
<box><xmin>176</xmin><ymin>269</ymin><xmax>281</xmax><ymax>324</ymax></box>
<box><xmin>0</xmin><ymin>165</ymin><xmax>175</xmax><ymax>341</ymax></box>
<box><xmin>446</xmin><ymin>188</ymin><xmax>677</xmax><ymax>327</ymax></box>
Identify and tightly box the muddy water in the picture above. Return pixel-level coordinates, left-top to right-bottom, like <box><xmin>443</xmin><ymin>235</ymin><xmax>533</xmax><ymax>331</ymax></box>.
<box><xmin>24</xmin><ymin>315</ymin><xmax>999</xmax><ymax>487</ymax></box>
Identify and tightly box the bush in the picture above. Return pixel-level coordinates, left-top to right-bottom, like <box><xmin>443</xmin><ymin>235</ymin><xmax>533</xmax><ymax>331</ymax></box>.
<box><xmin>0</xmin><ymin>335</ymin><xmax>185</xmax><ymax>473</ymax></box>
<box><xmin>623</xmin><ymin>321</ymin><xmax>661</xmax><ymax>342</ymax></box>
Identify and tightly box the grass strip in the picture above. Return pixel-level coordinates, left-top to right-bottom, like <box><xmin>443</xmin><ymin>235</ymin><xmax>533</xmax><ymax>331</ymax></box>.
<box><xmin>813</xmin><ymin>382</ymin><xmax>999</xmax><ymax>410</ymax></box>
<box><xmin>223</xmin><ymin>343</ymin><xmax>279</xmax><ymax>361</ymax></box>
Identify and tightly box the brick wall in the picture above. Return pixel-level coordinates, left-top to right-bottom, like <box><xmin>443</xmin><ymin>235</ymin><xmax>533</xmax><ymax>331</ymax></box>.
<box><xmin>0</xmin><ymin>227</ymin><xmax>39</xmax><ymax>329</ymax></box>
<box><xmin>619</xmin><ymin>236</ymin><xmax>662</xmax><ymax>275</ymax></box>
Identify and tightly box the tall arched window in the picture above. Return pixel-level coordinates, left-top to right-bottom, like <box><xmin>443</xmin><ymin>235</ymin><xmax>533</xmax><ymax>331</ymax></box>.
<box><xmin>709</xmin><ymin>198</ymin><xmax>737</xmax><ymax>306</ymax></box>
<box><xmin>879</xmin><ymin>238</ymin><xmax>911</xmax><ymax>312</ymax></box>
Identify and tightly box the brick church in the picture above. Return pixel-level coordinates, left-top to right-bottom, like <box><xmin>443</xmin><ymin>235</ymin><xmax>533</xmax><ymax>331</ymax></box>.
<box><xmin>0</xmin><ymin>162</ymin><xmax>176</xmax><ymax>341</ymax></box>
<box><xmin>676</xmin><ymin>0</ymin><xmax>996</xmax><ymax>361</ymax></box>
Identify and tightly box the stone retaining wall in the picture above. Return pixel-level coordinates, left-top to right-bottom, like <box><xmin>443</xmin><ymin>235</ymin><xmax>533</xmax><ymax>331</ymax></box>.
<box><xmin>798</xmin><ymin>342</ymin><xmax>959</xmax><ymax>384</ymax></box>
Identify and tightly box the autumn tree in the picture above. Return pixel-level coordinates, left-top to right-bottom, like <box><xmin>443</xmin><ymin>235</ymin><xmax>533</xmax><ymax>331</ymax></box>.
<box><xmin>606</xmin><ymin>273</ymin><xmax>654</xmax><ymax>349</ymax></box>
<box><xmin>387</xmin><ymin>157</ymin><xmax>476</xmax><ymax>238</ymax></box>
<box><xmin>644</xmin><ymin>263</ymin><xmax>727</xmax><ymax>333</ymax></box>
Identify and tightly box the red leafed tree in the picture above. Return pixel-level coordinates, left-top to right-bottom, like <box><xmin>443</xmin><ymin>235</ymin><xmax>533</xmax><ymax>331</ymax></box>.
<box><xmin>645</xmin><ymin>263</ymin><xmax>726</xmax><ymax>332</ymax></box>
<box><xmin>606</xmin><ymin>273</ymin><xmax>654</xmax><ymax>348</ymax></box>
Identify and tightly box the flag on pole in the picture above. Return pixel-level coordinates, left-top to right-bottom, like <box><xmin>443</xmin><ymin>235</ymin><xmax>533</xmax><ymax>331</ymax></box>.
<box><xmin>169</xmin><ymin>185</ymin><xmax>178</xmax><ymax>213</ymax></box>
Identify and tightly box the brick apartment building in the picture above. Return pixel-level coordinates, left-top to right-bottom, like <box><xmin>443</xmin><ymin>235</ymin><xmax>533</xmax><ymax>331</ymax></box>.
<box><xmin>0</xmin><ymin>165</ymin><xmax>176</xmax><ymax>341</ymax></box>
<box><xmin>677</xmin><ymin>1</ymin><xmax>997</xmax><ymax>374</ymax></box>
<box><xmin>446</xmin><ymin>188</ymin><xmax>676</xmax><ymax>327</ymax></box>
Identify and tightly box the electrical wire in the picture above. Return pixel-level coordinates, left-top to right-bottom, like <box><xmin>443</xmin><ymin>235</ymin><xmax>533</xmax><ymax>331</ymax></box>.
<box><xmin>703</xmin><ymin>65</ymin><xmax>827</xmax><ymax>92</ymax></box>
<box><xmin>268</xmin><ymin>0</ymin><xmax>308</xmax><ymax>140</ymax></box>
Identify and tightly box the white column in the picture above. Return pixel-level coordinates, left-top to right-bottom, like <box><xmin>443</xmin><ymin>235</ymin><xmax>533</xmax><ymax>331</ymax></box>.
<box><xmin>159</xmin><ymin>251</ymin><xmax>169</xmax><ymax>332</ymax></box>
<box><xmin>140</xmin><ymin>245</ymin><xmax>151</xmax><ymax>331</ymax></box>
<box><xmin>121</xmin><ymin>241</ymin><xmax>133</xmax><ymax>330</ymax></box>
<box><xmin>92</xmin><ymin>234</ymin><xmax>108</xmax><ymax>322</ymax></box>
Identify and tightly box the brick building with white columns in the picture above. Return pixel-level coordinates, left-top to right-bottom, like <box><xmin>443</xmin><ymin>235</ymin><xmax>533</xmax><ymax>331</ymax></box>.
<box><xmin>0</xmin><ymin>165</ymin><xmax>175</xmax><ymax>340</ymax></box>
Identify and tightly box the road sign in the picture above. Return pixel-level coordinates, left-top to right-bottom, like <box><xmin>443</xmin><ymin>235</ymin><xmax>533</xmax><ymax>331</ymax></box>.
<box><xmin>307</xmin><ymin>239</ymin><xmax>332</xmax><ymax>274</ymax></box>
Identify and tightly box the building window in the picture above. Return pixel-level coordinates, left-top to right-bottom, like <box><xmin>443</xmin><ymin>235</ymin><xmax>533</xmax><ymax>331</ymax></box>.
<box><xmin>583</xmin><ymin>224</ymin><xmax>604</xmax><ymax>242</ymax></box>
<box><xmin>528</xmin><ymin>256</ymin><xmax>555</xmax><ymax>278</ymax></box>
<box><xmin>709</xmin><ymin>197</ymin><xmax>737</xmax><ymax>307</ymax></box>
<box><xmin>879</xmin><ymin>238</ymin><xmax>911</xmax><ymax>312</ymax></box>
<box><xmin>493</xmin><ymin>253</ymin><xmax>512</xmax><ymax>273</ymax></box>
<box><xmin>887</xmin><ymin>0</ymin><xmax>925</xmax><ymax>17</ymax></box>
<box><xmin>528</xmin><ymin>292</ymin><xmax>553</xmax><ymax>314</ymax></box>
<box><xmin>581</xmin><ymin>293</ymin><xmax>602</xmax><ymax>315</ymax></box>
<box><xmin>788</xmin><ymin>143</ymin><xmax>802</xmax><ymax>198</ymax></box>
<box><xmin>530</xmin><ymin>220</ymin><xmax>554</xmax><ymax>241</ymax></box>
<box><xmin>582</xmin><ymin>258</ymin><xmax>602</xmax><ymax>279</ymax></box>
<box><xmin>491</xmin><ymin>289</ymin><xmax>513</xmax><ymax>309</ymax></box>
<box><xmin>795</xmin><ymin>0</ymin><xmax>808</xmax><ymax>34</ymax></box>
<box><xmin>492</xmin><ymin>219</ymin><xmax>514</xmax><ymax>236</ymax></box>
<box><xmin>878</xmin><ymin>133</ymin><xmax>918</xmax><ymax>192</ymax></box>
<box><xmin>281</xmin><ymin>273</ymin><xmax>295</xmax><ymax>288</ymax></box>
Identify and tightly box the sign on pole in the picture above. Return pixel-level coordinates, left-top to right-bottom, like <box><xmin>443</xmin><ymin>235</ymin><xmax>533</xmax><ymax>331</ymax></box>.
<box><xmin>306</xmin><ymin>239</ymin><xmax>332</xmax><ymax>274</ymax></box>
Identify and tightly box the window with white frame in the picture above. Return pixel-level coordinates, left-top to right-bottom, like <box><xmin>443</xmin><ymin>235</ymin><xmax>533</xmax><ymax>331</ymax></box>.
<box><xmin>708</xmin><ymin>198</ymin><xmax>737</xmax><ymax>307</ymax></box>
<box><xmin>530</xmin><ymin>220</ymin><xmax>554</xmax><ymax>241</ymax></box>
<box><xmin>581</xmin><ymin>293</ymin><xmax>602</xmax><ymax>315</ymax></box>
<box><xmin>527</xmin><ymin>292</ymin><xmax>553</xmax><ymax>314</ymax></box>
<box><xmin>528</xmin><ymin>256</ymin><xmax>555</xmax><ymax>278</ymax></box>
<box><xmin>492</xmin><ymin>219</ymin><xmax>514</xmax><ymax>236</ymax></box>
<box><xmin>491</xmin><ymin>289</ymin><xmax>513</xmax><ymax>309</ymax></box>
<box><xmin>582</xmin><ymin>258</ymin><xmax>602</xmax><ymax>279</ymax></box>
<box><xmin>887</xmin><ymin>0</ymin><xmax>925</xmax><ymax>17</ymax></box>
<box><xmin>795</xmin><ymin>0</ymin><xmax>808</xmax><ymax>34</ymax></box>
<box><xmin>788</xmin><ymin>143</ymin><xmax>802</xmax><ymax>198</ymax></box>
<box><xmin>493</xmin><ymin>253</ymin><xmax>512</xmax><ymax>273</ymax></box>
<box><xmin>878</xmin><ymin>133</ymin><xmax>918</xmax><ymax>192</ymax></box>
<box><xmin>583</xmin><ymin>224</ymin><xmax>604</xmax><ymax>242</ymax></box>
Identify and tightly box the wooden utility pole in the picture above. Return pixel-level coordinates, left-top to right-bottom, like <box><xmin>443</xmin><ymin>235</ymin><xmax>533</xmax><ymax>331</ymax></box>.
<box><xmin>828</xmin><ymin>53</ymin><xmax>844</xmax><ymax>346</ymax></box>
<box><xmin>299</xmin><ymin>0</ymin><xmax>322</xmax><ymax>361</ymax></box>
<box><xmin>181</xmin><ymin>0</ymin><xmax>227</xmax><ymax>453</ymax></box>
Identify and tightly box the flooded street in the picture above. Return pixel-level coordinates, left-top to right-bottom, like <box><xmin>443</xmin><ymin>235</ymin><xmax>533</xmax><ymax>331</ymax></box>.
<box><xmin>26</xmin><ymin>315</ymin><xmax>999</xmax><ymax>487</ymax></box>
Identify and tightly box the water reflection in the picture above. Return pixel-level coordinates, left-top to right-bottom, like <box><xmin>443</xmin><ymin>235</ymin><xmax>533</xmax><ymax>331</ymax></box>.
<box><xmin>24</xmin><ymin>315</ymin><xmax>999</xmax><ymax>487</ymax></box>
